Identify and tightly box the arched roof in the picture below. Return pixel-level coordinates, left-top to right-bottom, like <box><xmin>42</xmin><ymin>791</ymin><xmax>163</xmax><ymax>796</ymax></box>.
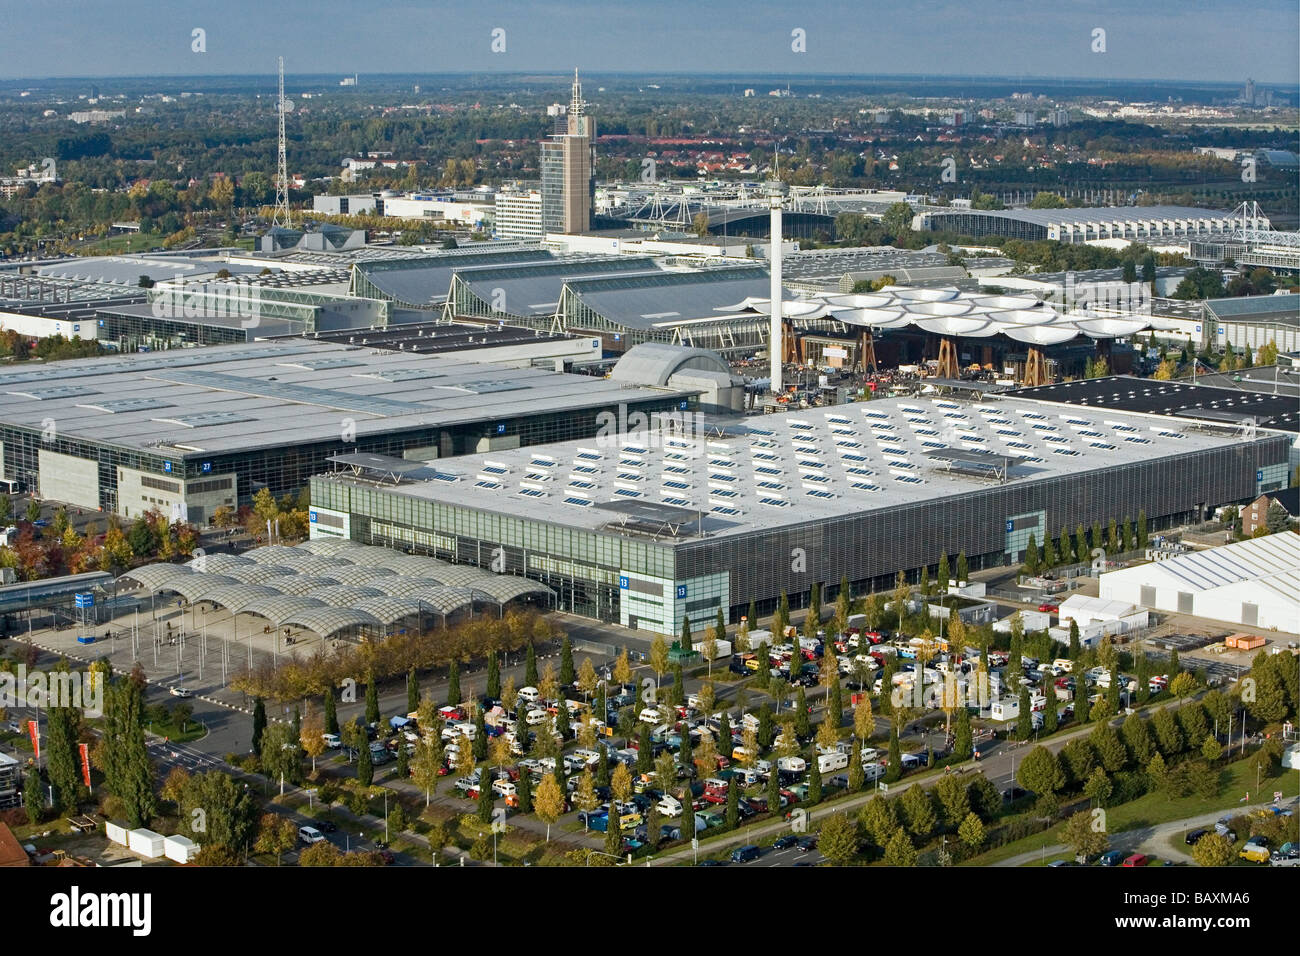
<box><xmin>244</xmin><ymin>545</ymin><xmax>304</xmax><ymax>564</ymax></box>
<box><xmin>475</xmin><ymin>577</ymin><xmax>554</xmax><ymax>604</ymax></box>
<box><xmin>281</xmin><ymin>606</ymin><xmax>381</xmax><ymax>639</ymax></box>
<box><xmin>222</xmin><ymin>563</ymin><xmax>298</xmax><ymax>586</ymax></box>
<box><xmin>372</xmin><ymin>575</ymin><xmax>453</xmax><ymax>598</ymax></box>
<box><xmin>170</xmin><ymin>574</ymin><xmax>242</xmax><ymax>603</ymax></box>
<box><xmin>610</xmin><ymin>342</ymin><xmax>732</xmax><ymax>387</ymax></box>
<box><xmin>122</xmin><ymin>564</ymin><xmax>192</xmax><ymax>592</ymax></box>
<box><xmin>188</xmin><ymin>552</ymin><xmax>253</xmax><ymax>573</ymax></box>
<box><xmin>272</xmin><ymin>574</ymin><xmax>344</xmax><ymax>595</ymax></box>
<box><xmin>353</xmin><ymin>597</ymin><xmax>427</xmax><ymax>625</ymax></box>
<box><xmin>240</xmin><ymin>595</ymin><xmax>326</xmax><ymax>627</ymax></box>
<box><xmin>305</xmin><ymin>584</ymin><xmax>385</xmax><ymax>605</ymax></box>
<box><xmin>202</xmin><ymin>584</ymin><xmax>286</xmax><ymax>615</ymax></box>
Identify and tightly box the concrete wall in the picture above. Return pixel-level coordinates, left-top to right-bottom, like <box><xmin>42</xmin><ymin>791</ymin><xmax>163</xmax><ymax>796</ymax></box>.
<box><xmin>38</xmin><ymin>450</ymin><xmax>98</xmax><ymax>508</ymax></box>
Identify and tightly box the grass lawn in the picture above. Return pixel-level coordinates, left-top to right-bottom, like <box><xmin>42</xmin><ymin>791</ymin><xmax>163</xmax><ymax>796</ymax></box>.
<box><xmin>79</xmin><ymin>233</ymin><xmax>165</xmax><ymax>254</ymax></box>
<box><xmin>961</xmin><ymin>753</ymin><xmax>1299</xmax><ymax>866</ymax></box>
<box><xmin>145</xmin><ymin>715</ymin><xmax>207</xmax><ymax>744</ymax></box>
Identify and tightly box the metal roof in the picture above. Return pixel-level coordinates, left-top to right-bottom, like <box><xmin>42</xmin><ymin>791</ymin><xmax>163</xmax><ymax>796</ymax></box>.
<box><xmin>563</xmin><ymin>266</ymin><xmax>776</xmax><ymax>331</ymax></box>
<box><xmin>454</xmin><ymin>257</ymin><xmax>659</xmax><ymax>316</ymax></box>
<box><xmin>337</xmin><ymin>391</ymin><xmax>1247</xmax><ymax>543</ymax></box>
<box><xmin>0</xmin><ymin>340</ymin><xmax>692</xmax><ymax>458</ymax></box>
<box><xmin>923</xmin><ymin>205</ymin><xmax>1238</xmax><ymax>227</ymax></box>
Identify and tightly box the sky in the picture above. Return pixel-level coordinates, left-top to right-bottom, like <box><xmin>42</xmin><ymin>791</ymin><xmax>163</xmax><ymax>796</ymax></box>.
<box><xmin>0</xmin><ymin>0</ymin><xmax>1296</xmax><ymax>84</ymax></box>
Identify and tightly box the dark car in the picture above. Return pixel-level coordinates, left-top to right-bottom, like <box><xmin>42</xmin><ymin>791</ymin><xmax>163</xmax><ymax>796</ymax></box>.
<box><xmin>1002</xmin><ymin>787</ymin><xmax>1028</xmax><ymax>802</ymax></box>
<box><xmin>1098</xmin><ymin>850</ymin><xmax>1126</xmax><ymax>866</ymax></box>
<box><xmin>730</xmin><ymin>844</ymin><xmax>761</xmax><ymax>864</ymax></box>
<box><xmin>1184</xmin><ymin>828</ymin><xmax>1209</xmax><ymax>846</ymax></box>
<box><xmin>796</xmin><ymin>836</ymin><xmax>818</xmax><ymax>853</ymax></box>
<box><xmin>316</xmin><ymin>820</ymin><xmax>338</xmax><ymax>833</ymax></box>
<box><xmin>773</xmin><ymin>835</ymin><xmax>799</xmax><ymax>850</ymax></box>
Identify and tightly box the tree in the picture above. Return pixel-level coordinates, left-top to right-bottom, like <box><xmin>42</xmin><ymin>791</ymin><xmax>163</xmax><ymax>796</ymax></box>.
<box><xmin>935</xmin><ymin>774</ymin><xmax>970</xmax><ymax>827</ymax></box>
<box><xmin>1016</xmin><ymin>685</ymin><xmax>1033</xmax><ymax>741</ymax></box>
<box><xmin>577</xmin><ymin>657</ymin><xmax>599</xmax><ymax>702</ymax></box>
<box><xmin>103</xmin><ymin>670</ymin><xmax>156</xmax><ymax>828</ymax></box>
<box><xmin>807</xmin><ymin>760</ymin><xmax>823</xmax><ymax>806</ymax></box>
<box><xmin>1083</xmin><ymin>766</ymin><xmax>1113</xmax><ymax>807</ymax></box>
<box><xmin>900</xmin><ymin>783</ymin><xmax>936</xmax><ymax>840</ymax></box>
<box><xmin>1017</xmin><ymin>745</ymin><xmax>1064</xmax><ymax>796</ymax></box>
<box><xmin>949</xmin><ymin>811</ymin><xmax>983</xmax><ymax>855</ymax></box>
<box><xmin>1192</xmin><ymin>832</ymin><xmax>1235</xmax><ymax>867</ymax></box>
<box><xmin>534</xmin><ymin>773</ymin><xmax>565</xmax><ymax>842</ymax></box>
<box><xmin>251</xmin><ymin>697</ymin><xmax>267</xmax><ymax>754</ymax></box>
<box><xmin>649</xmin><ymin>636</ymin><xmax>669</xmax><ymax>690</ymax></box>
<box><xmin>956</xmin><ymin>551</ymin><xmax>968</xmax><ymax>585</ymax></box>
<box><xmin>524</xmin><ymin>642</ymin><xmax>538</xmax><ymax>687</ymax></box>
<box><xmin>1151</xmin><ymin>708</ymin><xmax>1183</xmax><ymax>755</ymax></box>
<box><xmin>794</xmin><ymin>687</ymin><xmax>810</xmax><ymax>739</ymax></box>
<box><xmin>773</xmin><ymin>590</ymin><xmax>790</xmax><ymax>638</ymax></box>
<box><xmin>24</xmin><ymin>767</ymin><xmax>44</xmax><ymax>824</ymax></box>
<box><xmin>356</xmin><ymin>738</ymin><xmax>374</xmax><ymax>787</ymax></box>
<box><xmin>254</xmin><ymin>813</ymin><xmax>297</xmax><ymax>865</ymax></box>
<box><xmin>833</xmin><ymin>576</ymin><xmax>851</xmax><ymax>637</ymax></box>
<box><xmin>323</xmin><ymin>689</ymin><xmax>339</xmax><ymax>736</ymax></box>
<box><xmin>848</xmin><ymin>738</ymin><xmax>864</xmax><ymax>793</ymax></box>
<box><xmin>818</xmin><ymin>812</ymin><xmax>859</xmax><ymax>866</ymax></box>
<box><xmin>1061</xmin><ymin>810</ymin><xmax>1108</xmax><ymax>863</ymax></box>
<box><xmin>937</xmin><ymin>553</ymin><xmax>950</xmax><ymax>593</ymax></box>
<box><xmin>559</xmin><ymin>635</ymin><xmax>575</xmax><ymax>688</ymax></box>
<box><xmin>854</xmin><ymin>694</ymin><xmax>875</xmax><ymax>741</ymax></box>
<box><xmin>882</xmin><ymin>827</ymin><xmax>917</xmax><ymax>866</ymax></box>
<box><xmin>46</xmin><ymin>704</ymin><xmax>82</xmax><ymax>812</ymax></box>
<box><xmin>446</xmin><ymin>659</ymin><xmax>461</xmax><ymax>707</ymax></box>
<box><xmin>1023</xmin><ymin>536</ymin><xmax>1040</xmax><ymax>576</ymax></box>
<box><xmin>300</xmin><ymin>707</ymin><xmax>327</xmax><ymax>775</ymax></box>
<box><xmin>1136</xmin><ymin>510</ymin><xmax>1147</xmax><ymax>549</ymax></box>
<box><xmin>953</xmin><ymin>706</ymin><xmax>972</xmax><ymax>760</ymax></box>
<box><xmin>885</xmin><ymin>723</ymin><xmax>902</xmax><ymax>782</ymax></box>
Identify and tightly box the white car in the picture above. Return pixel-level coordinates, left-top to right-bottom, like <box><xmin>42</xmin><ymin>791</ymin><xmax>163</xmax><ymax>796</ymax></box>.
<box><xmin>321</xmin><ymin>733</ymin><xmax>341</xmax><ymax>749</ymax></box>
<box><xmin>168</xmin><ymin>686</ymin><xmax>193</xmax><ymax>698</ymax></box>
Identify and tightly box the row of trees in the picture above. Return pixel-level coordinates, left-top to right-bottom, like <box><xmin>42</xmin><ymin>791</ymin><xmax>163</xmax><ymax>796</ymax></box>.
<box><xmin>0</xmin><ymin>508</ymin><xmax>196</xmax><ymax>581</ymax></box>
<box><xmin>1022</xmin><ymin>511</ymin><xmax>1148</xmax><ymax>575</ymax></box>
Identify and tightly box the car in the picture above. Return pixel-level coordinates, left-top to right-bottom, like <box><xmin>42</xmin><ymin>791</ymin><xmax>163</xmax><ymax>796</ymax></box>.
<box><xmin>796</xmin><ymin>835</ymin><xmax>818</xmax><ymax>853</ymax></box>
<box><xmin>297</xmin><ymin>826</ymin><xmax>326</xmax><ymax>845</ymax></box>
<box><xmin>1121</xmin><ymin>853</ymin><xmax>1149</xmax><ymax>867</ymax></box>
<box><xmin>1046</xmin><ymin>860</ymin><xmax>1076</xmax><ymax>867</ymax></box>
<box><xmin>1184</xmin><ymin>828</ymin><xmax>1208</xmax><ymax>846</ymax></box>
<box><xmin>1037</xmin><ymin>603</ymin><xmax>1059</xmax><ymax>614</ymax></box>
<box><xmin>321</xmin><ymin>733</ymin><xmax>342</xmax><ymax>749</ymax></box>
<box><xmin>1213</xmin><ymin>822</ymin><xmax>1236</xmax><ymax>842</ymax></box>
<box><xmin>1097</xmin><ymin>850</ymin><xmax>1126</xmax><ymax>866</ymax></box>
<box><xmin>773</xmin><ymin>835</ymin><xmax>799</xmax><ymax>850</ymax></box>
<box><xmin>168</xmin><ymin>686</ymin><xmax>193</xmax><ymax>698</ymax></box>
<box><xmin>1270</xmin><ymin>850</ymin><xmax>1300</xmax><ymax>867</ymax></box>
<box><xmin>316</xmin><ymin>820</ymin><xmax>338</xmax><ymax>833</ymax></box>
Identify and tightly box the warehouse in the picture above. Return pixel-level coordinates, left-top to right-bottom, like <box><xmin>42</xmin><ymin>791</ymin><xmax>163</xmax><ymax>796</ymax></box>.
<box><xmin>310</xmin><ymin>389</ymin><xmax>1289</xmax><ymax>636</ymax></box>
<box><xmin>0</xmin><ymin>341</ymin><xmax>698</xmax><ymax>522</ymax></box>
<box><xmin>1099</xmin><ymin>533</ymin><xmax>1300</xmax><ymax>632</ymax></box>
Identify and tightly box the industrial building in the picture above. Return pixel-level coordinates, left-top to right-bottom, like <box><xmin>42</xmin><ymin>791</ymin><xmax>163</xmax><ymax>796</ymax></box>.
<box><xmin>310</xmin><ymin>384</ymin><xmax>1289</xmax><ymax>635</ymax></box>
<box><xmin>1204</xmin><ymin>294</ymin><xmax>1300</xmax><ymax>354</ymax></box>
<box><xmin>1005</xmin><ymin>375</ymin><xmax>1299</xmax><ymax>473</ymax></box>
<box><xmin>0</xmin><ymin>341</ymin><xmax>699</xmax><ymax>522</ymax></box>
<box><xmin>913</xmin><ymin>205</ymin><xmax>1265</xmax><ymax>244</ymax></box>
<box><xmin>1099</xmin><ymin>533</ymin><xmax>1300</xmax><ymax>632</ymax></box>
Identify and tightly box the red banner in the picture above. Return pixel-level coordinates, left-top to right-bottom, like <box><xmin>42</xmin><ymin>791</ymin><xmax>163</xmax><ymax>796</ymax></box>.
<box><xmin>27</xmin><ymin>720</ymin><xmax>38</xmax><ymax>761</ymax></box>
<box><xmin>78</xmin><ymin>743</ymin><xmax>92</xmax><ymax>788</ymax></box>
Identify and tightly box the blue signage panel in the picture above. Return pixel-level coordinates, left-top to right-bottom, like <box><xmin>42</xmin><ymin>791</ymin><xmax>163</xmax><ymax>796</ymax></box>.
<box><xmin>74</xmin><ymin>592</ymin><xmax>94</xmax><ymax>608</ymax></box>
<box><xmin>1257</xmin><ymin>469</ymin><xmax>1264</xmax><ymax>482</ymax></box>
<box><xmin>201</xmin><ymin>462</ymin><xmax>212</xmax><ymax>473</ymax></box>
<box><xmin>675</xmin><ymin>585</ymin><xmax>688</xmax><ymax>599</ymax></box>
<box><xmin>309</xmin><ymin>510</ymin><xmax>318</xmax><ymax>523</ymax></box>
<box><xmin>619</xmin><ymin>575</ymin><xmax>629</xmax><ymax>589</ymax></box>
<box><xmin>496</xmin><ymin>424</ymin><xmax>506</xmax><ymax>435</ymax></box>
<box><xmin>163</xmin><ymin>461</ymin><xmax>172</xmax><ymax>473</ymax></box>
<box><xmin>1006</xmin><ymin>520</ymin><xmax>1014</xmax><ymax>533</ymax></box>
<box><xmin>679</xmin><ymin>400</ymin><xmax>689</xmax><ymax>411</ymax></box>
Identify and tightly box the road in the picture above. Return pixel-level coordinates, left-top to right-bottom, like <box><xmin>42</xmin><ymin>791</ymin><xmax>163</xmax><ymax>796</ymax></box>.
<box><xmin>994</xmin><ymin>797</ymin><xmax>1298</xmax><ymax>867</ymax></box>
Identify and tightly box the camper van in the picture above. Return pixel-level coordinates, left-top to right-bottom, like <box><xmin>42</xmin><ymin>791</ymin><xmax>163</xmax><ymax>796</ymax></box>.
<box><xmin>817</xmin><ymin>752</ymin><xmax>849</xmax><ymax>774</ymax></box>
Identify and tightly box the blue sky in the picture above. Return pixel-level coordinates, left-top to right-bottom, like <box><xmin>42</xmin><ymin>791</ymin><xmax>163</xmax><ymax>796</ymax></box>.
<box><xmin>0</xmin><ymin>0</ymin><xmax>1296</xmax><ymax>83</ymax></box>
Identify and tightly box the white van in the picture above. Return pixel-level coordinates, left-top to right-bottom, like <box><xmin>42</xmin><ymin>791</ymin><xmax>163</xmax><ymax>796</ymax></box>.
<box><xmin>525</xmin><ymin>709</ymin><xmax>549</xmax><ymax>726</ymax></box>
<box><xmin>639</xmin><ymin>707</ymin><xmax>663</xmax><ymax>724</ymax></box>
<box><xmin>818</xmin><ymin>752</ymin><xmax>849</xmax><ymax>774</ymax></box>
<box><xmin>518</xmin><ymin>686</ymin><xmax>541</xmax><ymax>704</ymax></box>
<box><xmin>298</xmin><ymin>826</ymin><xmax>325</xmax><ymax>845</ymax></box>
<box><xmin>656</xmin><ymin>795</ymin><xmax>683</xmax><ymax>817</ymax></box>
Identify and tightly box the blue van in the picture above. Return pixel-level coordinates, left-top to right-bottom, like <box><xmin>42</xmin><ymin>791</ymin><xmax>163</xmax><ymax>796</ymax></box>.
<box><xmin>731</xmin><ymin>844</ymin><xmax>761</xmax><ymax>864</ymax></box>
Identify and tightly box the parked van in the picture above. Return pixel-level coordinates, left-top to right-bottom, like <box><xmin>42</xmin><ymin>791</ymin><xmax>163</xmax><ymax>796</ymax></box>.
<box><xmin>657</xmin><ymin>794</ymin><xmax>683</xmax><ymax>817</ymax></box>
<box><xmin>818</xmin><ymin>752</ymin><xmax>849</xmax><ymax>774</ymax></box>
<box><xmin>517</xmin><ymin>686</ymin><xmax>541</xmax><ymax>704</ymax></box>
<box><xmin>525</xmin><ymin>709</ymin><xmax>549</xmax><ymax>726</ymax></box>
<box><xmin>298</xmin><ymin>826</ymin><xmax>325</xmax><ymax>845</ymax></box>
<box><xmin>639</xmin><ymin>707</ymin><xmax>663</xmax><ymax>724</ymax></box>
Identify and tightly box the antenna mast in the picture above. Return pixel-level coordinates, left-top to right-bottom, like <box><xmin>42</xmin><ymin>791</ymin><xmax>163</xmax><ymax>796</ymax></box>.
<box><xmin>273</xmin><ymin>57</ymin><xmax>291</xmax><ymax>228</ymax></box>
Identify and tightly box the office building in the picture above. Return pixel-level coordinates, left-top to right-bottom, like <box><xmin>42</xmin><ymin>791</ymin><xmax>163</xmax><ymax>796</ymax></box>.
<box><xmin>540</xmin><ymin>71</ymin><xmax>595</xmax><ymax>235</ymax></box>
